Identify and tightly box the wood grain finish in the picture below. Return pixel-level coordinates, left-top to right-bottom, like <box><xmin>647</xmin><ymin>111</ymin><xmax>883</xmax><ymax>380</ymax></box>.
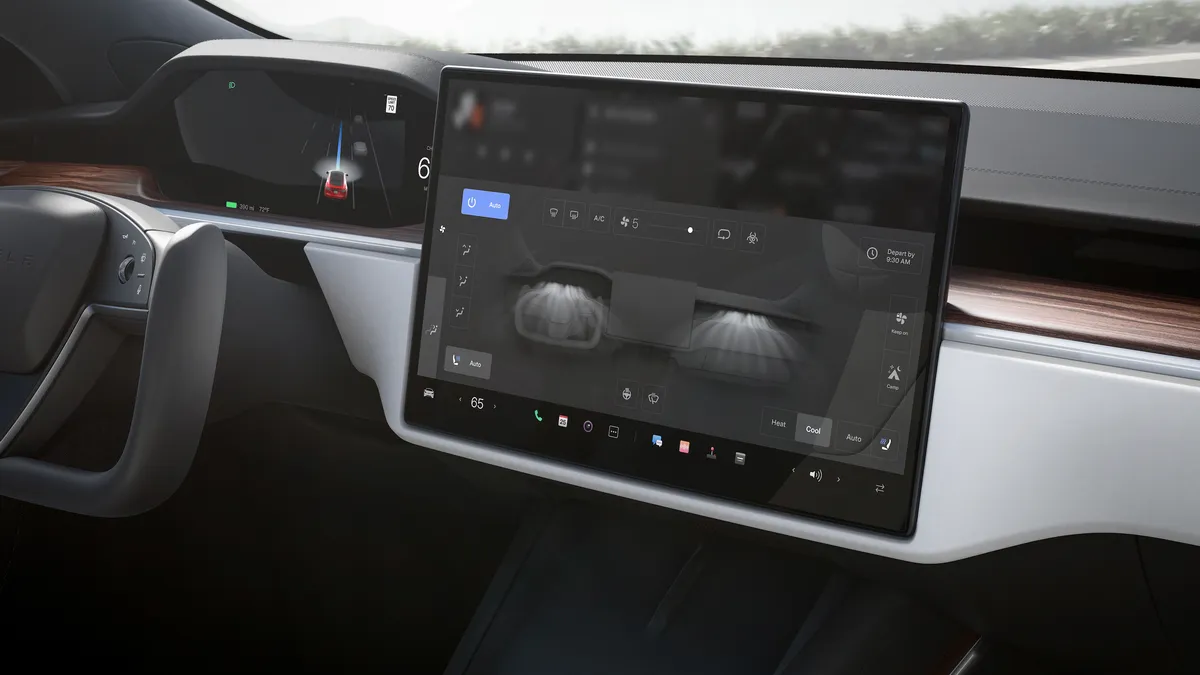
<box><xmin>0</xmin><ymin>160</ymin><xmax>165</xmax><ymax>200</ymax></box>
<box><xmin>4</xmin><ymin>161</ymin><xmax>1200</xmax><ymax>359</ymax></box>
<box><xmin>947</xmin><ymin>268</ymin><xmax>1200</xmax><ymax>360</ymax></box>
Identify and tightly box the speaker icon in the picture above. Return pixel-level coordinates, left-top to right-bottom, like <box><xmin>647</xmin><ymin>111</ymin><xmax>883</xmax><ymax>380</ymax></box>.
<box><xmin>809</xmin><ymin>469</ymin><xmax>823</xmax><ymax>482</ymax></box>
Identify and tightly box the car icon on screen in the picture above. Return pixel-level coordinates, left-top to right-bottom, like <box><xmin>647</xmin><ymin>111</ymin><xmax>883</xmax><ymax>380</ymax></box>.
<box><xmin>353</xmin><ymin>141</ymin><xmax>368</xmax><ymax>157</ymax></box>
<box><xmin>323</xmin><ymin>170</ymin><xmax>348</xmax><ymax>200</ymax></box>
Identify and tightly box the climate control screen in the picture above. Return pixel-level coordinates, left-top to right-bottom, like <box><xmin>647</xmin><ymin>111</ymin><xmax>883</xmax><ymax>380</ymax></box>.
<box><xmin>406</xmin><ymin>68</ymin><xmax>966</xmax><ymax>534</ymax></box>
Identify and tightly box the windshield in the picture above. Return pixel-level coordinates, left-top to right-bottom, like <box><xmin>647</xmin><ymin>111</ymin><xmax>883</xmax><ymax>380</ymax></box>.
<box><xmin>210</xmin><ymin>0</ymin><xmax>1200</xmax><ymax>78</ymax></box>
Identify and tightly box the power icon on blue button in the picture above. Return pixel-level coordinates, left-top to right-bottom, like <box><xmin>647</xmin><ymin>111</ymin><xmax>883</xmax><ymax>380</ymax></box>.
<box><xmin>461</xmin><ymin>189</ymin><xmax>510</xmax><ymax>220</ymax></box>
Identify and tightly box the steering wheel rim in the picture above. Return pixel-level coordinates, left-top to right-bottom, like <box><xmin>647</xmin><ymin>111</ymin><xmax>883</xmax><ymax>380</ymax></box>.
<box><xmin>0</xmin><ymin>187</ymin><xmax>227</xmax><ymax>517</ymax></box>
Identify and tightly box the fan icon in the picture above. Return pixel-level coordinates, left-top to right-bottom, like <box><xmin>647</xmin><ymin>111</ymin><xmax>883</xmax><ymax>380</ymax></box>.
<box><xmin>895</xmin><ymin>313</ymin><xmax>908</xmax><ymax>325</ymax></box>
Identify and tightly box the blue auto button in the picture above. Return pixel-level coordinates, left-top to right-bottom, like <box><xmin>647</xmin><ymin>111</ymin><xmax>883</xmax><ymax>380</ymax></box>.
<box><xmin>461</xmin><ymin>189</ymin><xmax>510</xmax><ymax>220</ymax></box>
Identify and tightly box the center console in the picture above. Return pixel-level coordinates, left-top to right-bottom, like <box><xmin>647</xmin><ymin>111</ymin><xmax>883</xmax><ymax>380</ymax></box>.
<box><xmin>404</xmin><ymin>67</ymin><xmax>967</xmax><ymax>534</ymax></box>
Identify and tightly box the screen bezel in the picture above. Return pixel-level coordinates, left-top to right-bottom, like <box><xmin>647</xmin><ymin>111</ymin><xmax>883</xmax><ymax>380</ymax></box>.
<box><xmin>405</xmin><ymin>65</ymin><xmax>969</xmax><ymax>536</ymax></box>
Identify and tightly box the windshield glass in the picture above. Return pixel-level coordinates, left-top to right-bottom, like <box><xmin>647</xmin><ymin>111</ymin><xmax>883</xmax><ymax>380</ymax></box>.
<box><xmin>210</xmin><ymin>0</ymin><xmax>1200</xmax><ymax>78</ymax></box>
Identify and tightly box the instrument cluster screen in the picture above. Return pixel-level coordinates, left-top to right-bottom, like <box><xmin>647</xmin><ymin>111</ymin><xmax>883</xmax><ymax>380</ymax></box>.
<box><xmin>406</xmin><ymin>68</ymin><xmax>966</xmax><ymax>534</ymax></box>
<box><xmin>154</xmin><ymin>69</ymin><xmax>433</xmax><ymax>227</ymax></box>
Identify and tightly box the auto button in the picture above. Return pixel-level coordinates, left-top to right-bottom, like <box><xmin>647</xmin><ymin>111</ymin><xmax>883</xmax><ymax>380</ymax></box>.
<box><xmin>834</xmin><ymin>421</ymin><xmax>876</xmax><ymax>454</ymax></box>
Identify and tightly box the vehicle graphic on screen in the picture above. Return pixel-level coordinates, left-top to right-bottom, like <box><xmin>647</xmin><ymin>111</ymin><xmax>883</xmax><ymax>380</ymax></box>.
<box><xmin>303</xmin><ymin>95</ymin><xmax>394</xmax><ymax>216</ymax></box>
<box><xmin>323</xmin><ymin>169</ymin><xmax>348</xmax><ymax>200</ymax></box>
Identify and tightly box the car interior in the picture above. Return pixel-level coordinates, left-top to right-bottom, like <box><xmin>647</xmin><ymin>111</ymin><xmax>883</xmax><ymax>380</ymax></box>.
<box><xmin>4</xmin><ymin>1</ymin><xmax>1200</xmax><ymax>673</ymax></box>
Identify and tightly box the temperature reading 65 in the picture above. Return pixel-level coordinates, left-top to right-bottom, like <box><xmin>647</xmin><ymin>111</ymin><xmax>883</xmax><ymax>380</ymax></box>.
<box><xmin>470</xmin><ymin>396</ymin><xmax>485</xmax><ymax>410</ymax></box>
<box><xmin>417</xmin><ymin>156</ymin><xmax>431</xmax><ymax>180</ymax></box>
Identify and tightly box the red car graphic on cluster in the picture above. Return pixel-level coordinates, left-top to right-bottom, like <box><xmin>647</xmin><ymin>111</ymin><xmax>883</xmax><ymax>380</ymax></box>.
<box><xmin>323</xmin><ymin>170</ymin><xmax>348</xmax><ymax>200</ymax></box>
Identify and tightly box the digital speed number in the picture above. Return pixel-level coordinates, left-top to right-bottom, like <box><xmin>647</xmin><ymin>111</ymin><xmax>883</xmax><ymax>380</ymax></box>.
<box><xmin>418</xmin><ymin>144</ymin><xmax>432</xmax><ymax>183</ymax></box>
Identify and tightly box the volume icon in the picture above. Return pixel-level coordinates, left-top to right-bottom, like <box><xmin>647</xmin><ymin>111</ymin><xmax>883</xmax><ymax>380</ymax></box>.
<box><xmin>809</xmin><ymin>469</ymin><xmax>823</xmax><ymax>482</ymax></box>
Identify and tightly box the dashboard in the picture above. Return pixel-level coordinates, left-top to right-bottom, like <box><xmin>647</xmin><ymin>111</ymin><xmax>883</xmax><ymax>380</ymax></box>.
<box><xmin>4</xmin><ymin>38</ymin><xmax>1200</xmax><ymax>564</ymax></box>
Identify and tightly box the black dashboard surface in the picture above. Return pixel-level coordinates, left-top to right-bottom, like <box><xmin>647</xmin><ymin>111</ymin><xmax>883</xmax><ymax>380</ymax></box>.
<box><xmin>6</xmin><ymin>40</ymin><xmax>1200</xmax><ymax>237</ymax></box>
<box><xmin>0</xmin><ymin>40</ymin><xmax>537</xmax><ymax>231</ymax></box>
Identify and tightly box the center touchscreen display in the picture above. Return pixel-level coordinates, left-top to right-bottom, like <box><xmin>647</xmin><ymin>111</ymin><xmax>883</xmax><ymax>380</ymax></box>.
<box><xmin>406</xmin><ymin>68</ymin><xmax>967</xmax><ymax>534</ymax></box>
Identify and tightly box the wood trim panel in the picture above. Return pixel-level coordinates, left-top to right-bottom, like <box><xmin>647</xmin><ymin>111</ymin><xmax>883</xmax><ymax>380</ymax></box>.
<box><xmin>0</xmin><ymin>160</ymin><xmax>165</xmax><ymax>200</ymax></box>
<box><xmin>4</xmin><ymin>161</ymin><xmax>1200</xmax><ymax>359</ymax></box>
<box><xmin>947</xmin><ymin>268</ymin><xmax>1200</xmax><ymax>360</ymax></box>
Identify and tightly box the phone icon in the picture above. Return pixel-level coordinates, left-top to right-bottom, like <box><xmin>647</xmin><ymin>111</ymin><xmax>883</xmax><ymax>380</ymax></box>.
<box><xmin>534</xmin><ymin>409</ymin><xmax>543</xmax><ymax>422</ymax></box>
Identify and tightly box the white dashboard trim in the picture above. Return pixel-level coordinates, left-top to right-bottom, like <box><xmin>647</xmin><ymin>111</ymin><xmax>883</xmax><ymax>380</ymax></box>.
<box><xmin>943</xmin><ymin>323</ymin><xmax>1200</xmax><ymax>383</ymax></box>
<box><xmin>303</xmin><ymin>241</ymin><xmax>1200</xmax><ymax>564</ymax></box>
<box><xmin>159</xmin><ymin>208</ymin><xmax>423</xmax><ymax>258</ymax></box>
<box><xmin>159</xmin><ymin>207</ymin><xmax>1200</xmax><ymax>384</ymax></box>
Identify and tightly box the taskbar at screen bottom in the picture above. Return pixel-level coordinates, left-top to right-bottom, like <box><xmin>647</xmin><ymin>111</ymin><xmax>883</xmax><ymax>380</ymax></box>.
<box><xmin>404</xmin><ymin>377</ymin><xmax>917</xmax><ymax>535</ymax></box>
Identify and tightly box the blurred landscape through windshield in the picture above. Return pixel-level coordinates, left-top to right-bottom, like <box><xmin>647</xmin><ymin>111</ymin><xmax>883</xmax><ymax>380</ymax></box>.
<box><xmin>213</xmin><ymin>0</ymin><xmax>1200</xmax><ymax>78</ymax></box>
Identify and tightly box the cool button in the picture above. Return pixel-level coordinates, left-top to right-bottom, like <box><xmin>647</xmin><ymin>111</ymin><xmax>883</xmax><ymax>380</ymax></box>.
<box><xmin>461</xmin><ymin>188</ymin><xmax>510</xmax><ymax>220</ymax></box>
<box><xmin>794</xmin><ymin>412</ymin><xmax>833</xmax><ymax>448</ymax></box>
